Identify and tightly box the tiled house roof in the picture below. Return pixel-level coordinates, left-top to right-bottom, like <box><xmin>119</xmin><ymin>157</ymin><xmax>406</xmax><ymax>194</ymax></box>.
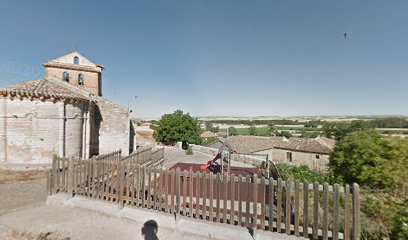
<box><xmin>200</xmin><ymin>131</ymin><xmax>218</xmax><ymax>138</ymax></box>
<box><xmin>225</xmin><ymin>135</ymin><xmax>336</xmax><ymax>155</ymax></box>
<box><xmin>0</xmin><ymin>78</ymin><xmax>91</xmax><ymax>102</ymax></box>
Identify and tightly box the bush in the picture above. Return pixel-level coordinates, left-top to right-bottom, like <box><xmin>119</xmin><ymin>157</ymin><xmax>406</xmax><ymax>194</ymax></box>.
<box><xmin>249</xmin><ymin>125</ymin><xmax>257</xmax><ymax>135</ymax></box>
<box><xmin>390</xmin><ymin>197</ymin><xmax>408</xmax><ymax>240</ymax></box>
<box><xmin>329</xmin><ymin>129</ymin><xmax>407</xmax><ymax>190</ymax></box>
<box><xmin>276</xmin><ymin>163</ymin><xmax>330</xmax><ymax>183</ymax></box>
<box><xmin>186</xmin><ymin>146</ymin><xmax>193</xmax><ymax>155</ymax></box>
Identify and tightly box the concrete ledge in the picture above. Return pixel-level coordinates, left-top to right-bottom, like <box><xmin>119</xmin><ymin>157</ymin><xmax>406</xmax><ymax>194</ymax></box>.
<box><xmin>47</xmin><ymin>194</ymin><xmax>303</xmax><ymax>240</ymax></box>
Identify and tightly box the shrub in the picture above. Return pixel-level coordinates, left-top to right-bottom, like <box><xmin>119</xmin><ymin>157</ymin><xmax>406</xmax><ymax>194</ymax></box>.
<box><xmin>186</xmin><ymin>146</ymin><xmax>193</xmax><ymax>155</ymax></box>
<box><xmin>276</xmin><ymin>163</ymin><xmax>329</xmax><ymax>183</ymax></box>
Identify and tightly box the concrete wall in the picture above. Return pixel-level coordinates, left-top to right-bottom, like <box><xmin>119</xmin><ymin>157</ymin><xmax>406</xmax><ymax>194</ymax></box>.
<box><xmin>270</xmin><ymin>148</ymin><xmax>329</xmax><ymax>171</ymax></box>
<box><xmin>95</xmin><ymin>98</ymin><xmax>132</xmax><ymax>155</ymax></box>
<box><xmin>0</xmin><ymin>97</ymin><xmax>87</xmax><ymax>164</ymax></box>
<box><xmin>46</xmin><ymin>67</ymin><xmax>100</xmax><ymax>96</ymax></box>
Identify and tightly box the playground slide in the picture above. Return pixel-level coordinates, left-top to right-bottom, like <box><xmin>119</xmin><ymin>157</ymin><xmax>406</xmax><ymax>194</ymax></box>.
<box><xmin>200</xmin><ymin>152</ymin><xmax>222</xmax><ymax>170</ymax></box>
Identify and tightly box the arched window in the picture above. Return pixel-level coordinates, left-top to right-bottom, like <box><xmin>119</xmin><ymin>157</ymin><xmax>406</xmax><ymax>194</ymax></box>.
<box><xmin>78</xmin><ymin>74</ymin><xmax>84</xmax><ymax>85</ymax></box>
<box><xmin>74</xmin><ymin>56</ymin><xmax>79</xmax><ymax>64</ymax></box>
<box><xmin>63</xmin><ymin>72</ymin><xmax>69</xmax><ymax>82</ymax></box>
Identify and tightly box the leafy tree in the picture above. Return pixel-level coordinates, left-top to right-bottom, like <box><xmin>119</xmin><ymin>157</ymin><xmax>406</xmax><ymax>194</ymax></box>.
<box><xmin>228</xmin><ymin>127</ymin><xmax>238</xmax><ymax>136</ymax></box>
<box><xmin>266</xmin><ymin>124</ymin><xmax>275</xmax><ymax>136</ymax></box>
<box><xmin>300</xmin><ymin>131</ymin><xmax>319</xmax><ymax>138</ymax></box>
<box><xmin>249</xmin><ymin>125</ymin><xmax>257</xmax><ymax>135</ymax></box>
<box><xmin>323</xmin><ymin>120</ymin><xmax>371</xmax><ymax>140</ymax></box>
<box><xmin>275</xmin><ymin>130</ymin><xmax>292</xmax><ymax>138</ymax></box>
<box><xmin>153</xmin><ymin>110</ymin><xmax>202</xmax><ymax>146</ymax></box>
<box><xmin>210</xmin><ymin>126</ymin><xmax>219</xmax><ymax>133</ymax></box>
<box><xmin>205</xmin><ymin>122</ymin><xmax>213</xmax><ymax>131</ymax></box>
<box><xmin>329</xmin><ymin>129</ymin><xmax>406</xmax><ymax>189</ymax></box>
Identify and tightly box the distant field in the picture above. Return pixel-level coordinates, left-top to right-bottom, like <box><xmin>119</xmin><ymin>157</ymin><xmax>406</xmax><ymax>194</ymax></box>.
<box><xmin>218</xmin><ymin>126</ymin><xmax>322</xmax><ymax>136</ymax></box>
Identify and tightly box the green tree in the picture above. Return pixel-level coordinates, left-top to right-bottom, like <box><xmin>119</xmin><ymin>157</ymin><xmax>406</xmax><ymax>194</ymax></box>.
<box><xmin>266</xmin><ymin>124</ymin><xmax>275</xmax><ymax>136</ymax></box>
<box><xmin>228</xmin><ymin>127</ymin><xmax>238</xmax><ymax>136</ymax></box>
<box><xmin>205</xmin><ymin>122</ymin><xmax>213</xmax><ymax>131</ymax></box>
<box><xmin>249</xmin><ymin>125</ymin><xmax>257</xmax><ymax>135</ymax></box>
<box><xmin>210</xmin><ymin>126</ymin><xmax>219</xmax><ymax>133</ymax></box>
<box><xmin>323</xmin><ymin>120</ymin><xmax>371</xmax><ymax>140</ymax></box>
<box><xmin>329</xmin><ymin>129</ymin><xmax>406</xmax><ymax>189</ymax></box>
<box><xmin>275</xmin><ymin>130</ymin><xmax>292</xmax><ymax>138</ymax></box>
<box><xmin>153</xmin><ymin>110</ymin><xmax>202</xmax><ymax>146</ymax></box>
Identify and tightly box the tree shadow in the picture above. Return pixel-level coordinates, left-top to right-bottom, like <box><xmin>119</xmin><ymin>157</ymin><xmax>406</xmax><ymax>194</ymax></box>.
<box><xmin>141</xmin><ymin>220</ymin><xmax>159</xmax><ymax>240</ymax></box>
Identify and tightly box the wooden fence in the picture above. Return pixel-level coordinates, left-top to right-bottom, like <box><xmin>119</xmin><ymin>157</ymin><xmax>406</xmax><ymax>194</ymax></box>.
<box><xmin>47</xmin><ymin>148</ymin><xmax>360</xmax><ymax>240</ymax></box>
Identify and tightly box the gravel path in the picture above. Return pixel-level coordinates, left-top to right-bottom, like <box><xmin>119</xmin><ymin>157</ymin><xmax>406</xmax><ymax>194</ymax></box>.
<box><xmin>0</xmin><ymin>176</ymin><xmax>47</xmax><ymax>216</ymax></box>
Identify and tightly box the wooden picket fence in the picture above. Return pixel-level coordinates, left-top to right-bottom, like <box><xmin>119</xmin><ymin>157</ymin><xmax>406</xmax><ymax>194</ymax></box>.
<box><xmin>47</xmin><ymin>148</ymin><xmax>360</xmax><ymax>240</ymax></box>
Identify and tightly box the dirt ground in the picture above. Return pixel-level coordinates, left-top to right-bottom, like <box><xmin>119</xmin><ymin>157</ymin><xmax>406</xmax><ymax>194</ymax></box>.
<box><xmin>0</xmin><ymin>169</ymin><xmax>47</xmax><ymax>184</ymax></box>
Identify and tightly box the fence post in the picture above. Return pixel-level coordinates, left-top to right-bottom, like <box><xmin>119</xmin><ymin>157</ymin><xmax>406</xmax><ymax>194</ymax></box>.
<box><xmin>175</xmin><ymin>167</ymin><xmax>181</xmax><ymax>223</ymax></box>
<box><xmin>67</xmin><ymin>156</ymin><xmax>74</xmax><ymax>197</ymax></box>
<box><xmin>352</xmin><ymin>183</ymin><xmax>360</xmax><ymax>240</ymax></box>
<box><xmin>52</xmin><ymin>155</ymin><xmax>58</xmax><ymax>194</ymax></box>
<box><xmin>118</xmin><ymin>155</ymin><xmax>124</xmax><ymax>208</ymax></box>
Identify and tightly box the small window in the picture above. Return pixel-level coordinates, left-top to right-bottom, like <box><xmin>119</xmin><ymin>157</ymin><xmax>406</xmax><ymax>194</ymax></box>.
<box><xmin>78</xmin><ymin>74</ymin><xmax>84</xmax><ymax>85</ymax></box>
<box><xmin>316</xmin><ymin>155</ymin><xmax>320</xmax><ymax>159</ymax></box>
<box><xmin>286</xmin><ymin>152</ymin><xmax>292</xmax><ymax>162</ymax></box>
<box><xmin>74</xmin><ymin>56</ymin><xmax>79</xmax><ymax>64</ymax></box>
<box><xmin>63</xmin><ymin>72</ymin><xmax>69</xmax><ymax>82</ymax></box>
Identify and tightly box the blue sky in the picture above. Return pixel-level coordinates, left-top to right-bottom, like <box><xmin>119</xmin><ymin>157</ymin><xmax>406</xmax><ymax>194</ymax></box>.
<box><xmin>0</xmin><ymin>1</ymin><xmax>407</xmax><ymax>117</ymax></box>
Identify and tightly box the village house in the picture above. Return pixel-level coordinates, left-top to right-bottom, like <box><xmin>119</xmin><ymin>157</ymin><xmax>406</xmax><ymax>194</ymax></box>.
<box><xmin>208</xmin><ymin>135</ymin><xmax>336</xmax><ymax>171</ymax></box>
<box><xmin>0</xmin><ymin>51</ymin><xmax>135</xmax><ymax>164</ymax></box>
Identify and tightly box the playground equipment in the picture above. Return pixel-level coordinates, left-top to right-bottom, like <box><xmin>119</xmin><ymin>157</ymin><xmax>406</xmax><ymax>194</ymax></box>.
<box><xmin>199</xmin><ymin>142</ymin><xmax>235</xmax><ymax>171</ymax></box>
<box><xmin>199</xmin><ymin>141</ymin><xmax>282</xmax><ymax>180</ymax></box>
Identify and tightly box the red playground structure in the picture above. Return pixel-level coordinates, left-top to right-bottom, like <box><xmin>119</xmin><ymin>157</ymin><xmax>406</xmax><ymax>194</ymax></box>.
<box><xmin>200</xmin><ymin>142</ymin><xmax>235</xmax><ymax>170</ymax></box>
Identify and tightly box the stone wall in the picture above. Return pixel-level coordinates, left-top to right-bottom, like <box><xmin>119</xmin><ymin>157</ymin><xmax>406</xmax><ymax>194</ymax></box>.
<box><xmin>46</xmin><ymin>67</ymin><xmax>100</xmax><ymax>96</ymax></box>
<box><xmin>0</xmin><ymin>97</ymin><xmax>87</xmax><ymax>164</ymax></box>
<box><xmin>270</xmin><ymin>148</ymin><xmax>329</xmax><ymax>171</ymax></box>
<box><xmin>94</xmin><ymin>97</ymin><xmax>133</xmax><ymax>156</ymax></box>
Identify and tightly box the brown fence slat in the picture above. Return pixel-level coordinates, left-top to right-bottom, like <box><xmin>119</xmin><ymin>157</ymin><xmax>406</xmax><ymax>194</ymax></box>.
<box><xmin>158</xmin><ymin>168</ymin><xmax>163</xmax><ymax>211</ymax></box>
<box><xmin>147</xmin><ymin>167</ymin><xmax>152</xmax><ymax>208</ymax></box>
<box><xmin>323</xmin><ymin>182</ymin><xmax>329</xmax><ymax>240</ymax></box>
<box><xmin>253</xmin><ymin>174</ymin><xmax>258</xmax><ymax>229</ymax></box>
<box><xmin>333</xmin><ymin>184</ymin><xmax>340</xmax><ymax>240</ymax></box>
<box><xmin>209</xmin><ymin>172</ymin><xmax>214</xmax><ymax>221</ymax></box>
<box><xmin>182</xmin><ymin>170</ymin><xmax>187</xmax><ymax>215</ymax></box>
<box><xmin>285</xmin><ymin>181</ymin><xmax>291</xmax><ymax>234</ymax></box>
<box><xmin>313</xmin><ymin>182</ymin><xmax>319</xmax><ymax>239</ymax></box>
<box><xmin>195</xmin><ymin>172</ymin><xmax>200</xmax><ymax>218</ymax></box>
<box><xmin>164</xmin><ymin>169</ymin><xmax>168</xmax><ymax>212</ymax></box>
<box><xmin>216</xmin><ymin>173</ymin><xmax>221</xmax><ymax>222</ymax></box>
<box><xmin>230</xmin><ymin>174</ymin><xmax>236</xmax><ymax>225</ymax></box>
<box><xmin>142</xmin><ymin>167</ymin><xmax>146</xmax><ymax>207</ymax></box>
<box><xmin>269</xmin><ymin>178</ymin><xmax>274</xmax><ymax>231</ymax></box>
<box><xmin>176</xmin><ymin>168</ymin><xmax>181</xmax><ymax>219</ymax></box>
<box><xmin>189</xmin><ymin>171</ymin><xmax>194</xmax><ymax>217</ymax></box>
<box><xmin>344</xmin><ymin>184</ymin><xmax>350</xmax><ymax>240</ymax></box>
<box><xmin>245</xmin><ymin>175</ymin><xmax>250</xmax><ymax>227</ymax></box>
<box><xmin>294</xmin><ymin>181</ymin><xmax>300</xmax><ymax>236</ymax></box>
<box><xmin>223</xmin><ymin>173</ymin><xmax>228</xmax><ymax>223</ymax></box>
<box><xmin>170</xmin><ymin>169</ymin><xmax>175</xmax><ymax>213</ymax></box>
<box><xmin>303</xmin><ymin>182</ymin><xmax>309</xmax><ymax>238</ymax></box>
<box><xmin>202</xmin><ymin>172</ymin><xmax>207</xmax><ymax>220</ymax></box>
<box><xmin>153</xmin><ymin>168</ymin><xmax>157</xmax><ymax>210</ymax></box>
<box><xmin>260</xmin><ymin>177</ymin><xmax>266</xmax><ymax>230</ymax></box>
<box><xmin>238</xmin><ymin>174</ymin><xmax>243</xmax><ymax>226</ymax></box>
<box><xmin>277</xmin><ymin>178</ymin><xmax>282</xmax><ymax>233</ymax></box>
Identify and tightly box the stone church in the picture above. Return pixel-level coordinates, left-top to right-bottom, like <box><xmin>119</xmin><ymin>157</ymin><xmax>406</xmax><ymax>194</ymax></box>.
<box><xmin>0</xmin><ymin>51</ymin><xmax>135</xmax><ymax>164</ymax></box>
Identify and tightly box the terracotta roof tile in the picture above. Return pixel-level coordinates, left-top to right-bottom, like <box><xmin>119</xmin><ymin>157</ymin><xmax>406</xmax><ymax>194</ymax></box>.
<box><xmin>225</xmin><ymin>135</ymin><xmax>336</xmax><ymax>154</ymax></box>
<box><xmin>0</xmin><ymin>78</ymin><xmax>91</xmax><ymax>102</ymax></box>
